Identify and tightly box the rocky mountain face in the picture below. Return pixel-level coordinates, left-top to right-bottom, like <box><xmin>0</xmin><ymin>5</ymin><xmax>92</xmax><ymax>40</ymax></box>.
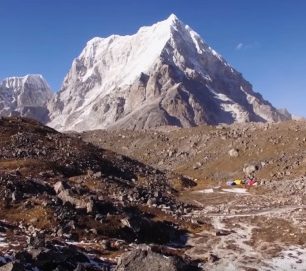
<box><xmin>0</xmin><ymin>74</ymin><xmax>53</xmax><ymax>123</ymax></box>
<box><xmin>48</xmin><ymin>14</ymin><xmax>290</xmax><ymax>131</ymax></box>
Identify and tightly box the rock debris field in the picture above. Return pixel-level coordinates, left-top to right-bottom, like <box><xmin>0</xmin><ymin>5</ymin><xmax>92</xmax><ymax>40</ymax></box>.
<box><xmin>0</xmin><ymin>117</ymin><xmax>306</xmax><ymax>270</ymax></box>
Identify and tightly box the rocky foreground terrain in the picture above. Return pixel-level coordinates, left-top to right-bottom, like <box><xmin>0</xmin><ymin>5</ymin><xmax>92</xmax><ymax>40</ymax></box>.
<box><xmin>0</xmin><ymin>117</ymin><xmax>201</xmax><ymax>271</ymax></box>
<box><xmin>1</xmin><ymin>117</ymin><xmax>306</xmax><ymax>270</ymax></box>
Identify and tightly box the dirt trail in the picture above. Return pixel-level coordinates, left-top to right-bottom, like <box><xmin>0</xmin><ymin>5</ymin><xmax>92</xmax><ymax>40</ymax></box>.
<box><xmin>183</xmin><ymin>185</ymin><xmax>306</xmax><ymax>270</ymax></box>
<box><xmin>202</xmin><ymin>204</ymin><xmax>306</xmax><ymax>218</ymax></box>
<box><xmin>186</xmin><ymin>217</ymin><xmax>257</xmax><ymax>270</ymax></box>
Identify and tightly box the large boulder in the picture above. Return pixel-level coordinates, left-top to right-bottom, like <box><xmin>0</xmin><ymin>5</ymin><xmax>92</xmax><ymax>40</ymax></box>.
<box><xmin>57</xmin><ymin>188</ymin><xmax>94</xmax><ymax>213</ymax></box>
<box><xmin>13</xmin><ymin>242</ymin><xmax>93</xmax><ymax>271</ymax></box>
<box><xmin>115</xmin><ymin>247</ymin><xmax>192</xmax><ymax>271</ymax></box>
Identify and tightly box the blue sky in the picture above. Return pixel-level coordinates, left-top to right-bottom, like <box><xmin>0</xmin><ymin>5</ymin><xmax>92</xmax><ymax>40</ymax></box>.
<box><xmin>1</xmin><ymin>0</ymin><xmax>306</xmax><ymax>116</ymax></box>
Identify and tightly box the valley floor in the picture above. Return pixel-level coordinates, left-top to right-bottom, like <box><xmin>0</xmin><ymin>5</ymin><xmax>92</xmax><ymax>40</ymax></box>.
<box><xmin>81</xmin><ymin>120</ymin><xmax>306</xmax><ymax>270</ymax></box>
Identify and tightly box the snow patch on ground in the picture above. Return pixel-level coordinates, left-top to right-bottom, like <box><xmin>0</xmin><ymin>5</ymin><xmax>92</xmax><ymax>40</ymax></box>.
<box><xmin>0</xmin><ymin>235</ymin><xmax>9</xmax><ymax>248</ymax></box>
<box><xmin>195</xmin><ymin>187</ymin><xmax>249</xmax><ymax>194</ymax></box>
<box><xmin>222</xmin><ymin>188</ymin><xmax>249</xmax><ymax>194</ymax></box>
<box><xmin>262</xmin><ymin>247</ymin><xmax>306</xmax><ymax>271</ymax></box>
<box><xmin>196</xmin><ymin>188</ymin><xmax>215</xmax><ymax>193</ymax></box>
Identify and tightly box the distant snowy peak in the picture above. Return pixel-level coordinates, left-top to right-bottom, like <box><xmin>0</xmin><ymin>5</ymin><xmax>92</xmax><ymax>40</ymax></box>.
<box><xmin>0</xmin><ymin>74</ymin><xmax>53</xmax><ymax>122</ymax></box>
<box><xmin>0</xmin><ymin>74</ymin><xmax>53</xmax><ymax>106</ymax></box>
<box><xmin>48</xmin><ymin>14</ymin><xmax>291</xmax><ymax>131</ymax></box>
<box><xmin>2</xmin><ymin>74</ymin><xmax>49</xmax><ymax>91</ymax></box>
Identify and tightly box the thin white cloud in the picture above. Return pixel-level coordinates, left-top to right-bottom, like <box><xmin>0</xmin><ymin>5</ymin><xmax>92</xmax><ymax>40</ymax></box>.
<box><xmin>235</xmin><ymin>42</ymin><xmax>261</xmax><ymax>51</ymax></box>
<box><xmin>236</xmin><ymin>43</ymin><xmax>243</xmax><ymax>50</ymax></box>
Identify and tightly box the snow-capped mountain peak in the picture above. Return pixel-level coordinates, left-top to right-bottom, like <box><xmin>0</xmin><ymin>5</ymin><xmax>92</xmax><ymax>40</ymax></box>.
<box><xmin>167</xmin><ymin>13</ymin><xmax>179</xmax><ymax>23</ymax></box>
<box><xmin>0</xmin><ymin>74</ymin><xmax>53</xmax><ymax>122</ymax></box>
<box><xmin>3</xmin><ymin>74</ymin><xmax>49</xmax><ymax>91</ymax></box>
<box><xmin>47</xmin><ymin>14</ymin><xmax>290</xmax><ymax>131</ymax></box>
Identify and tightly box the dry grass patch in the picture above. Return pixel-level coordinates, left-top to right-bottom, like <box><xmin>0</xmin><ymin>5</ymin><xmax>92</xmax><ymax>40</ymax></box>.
<box><xmin>248</xmin><ymin>217</ymin><xmax>306</xmax><ymax>250</ymax></box>
<box><xmin>0</xmin><ymin>159</ymin><xmax>52</xmax><ymax>176</ymax></box>
<box><xmin>1</xmin><ymin>204</ymin><xmax>55</xmax><ymax>229</ymax></box>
